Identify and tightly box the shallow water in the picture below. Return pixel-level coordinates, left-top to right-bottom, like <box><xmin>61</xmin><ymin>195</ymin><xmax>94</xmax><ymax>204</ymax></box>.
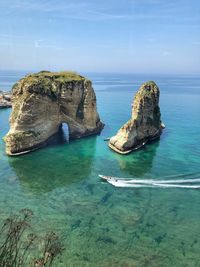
<box><xmin>0</xmin><ymin>71</ymin><xmax>200</xmax><ymax>266</ymax></box>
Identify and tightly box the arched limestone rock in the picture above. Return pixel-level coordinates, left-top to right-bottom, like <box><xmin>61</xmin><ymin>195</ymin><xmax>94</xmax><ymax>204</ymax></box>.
<box><xmin>4</xmin><ymin>71</ymin><xmax>104</xmax><ymax>155</ymax></box>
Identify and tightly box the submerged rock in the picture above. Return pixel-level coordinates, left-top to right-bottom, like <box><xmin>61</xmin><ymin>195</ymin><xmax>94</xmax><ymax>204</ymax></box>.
<box><xmin>4</xmin><ymin>71</ymin><xmax>104</xmax><ymax>155</ymax></box>
<box><xmin>0</xmin><ymin>91</ymin><xmax>12</xmax><ymax>109</ymax></box>
<box><xmin>109</xmin><ymin>81</ymin><xmax>164</xmax><ymax>154</ymax></box>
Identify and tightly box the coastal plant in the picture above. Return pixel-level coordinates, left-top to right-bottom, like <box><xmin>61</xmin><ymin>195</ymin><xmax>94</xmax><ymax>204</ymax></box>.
<box><xmin>0</xmin><ymin>209</ymin><xmax>64</xmax><ymax>267</ymax></box>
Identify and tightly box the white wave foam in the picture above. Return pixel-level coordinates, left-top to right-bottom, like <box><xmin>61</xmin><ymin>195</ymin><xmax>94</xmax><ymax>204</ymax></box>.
<box><xmin>108</xmin><ymin>180</ymin><xmax>200</xmax><ymax>189</ymax></box>
<box><xmin>112</xmin><ymin>178</ymin><xmax>200</xmax><ymax>184</ymax></box>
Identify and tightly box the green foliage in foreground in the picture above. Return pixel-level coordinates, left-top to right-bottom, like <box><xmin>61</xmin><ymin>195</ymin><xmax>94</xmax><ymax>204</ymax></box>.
<box><xmin>0</xmin><ymin>209</ymin><xmax>64</xmax><ymax>267</ymax></box>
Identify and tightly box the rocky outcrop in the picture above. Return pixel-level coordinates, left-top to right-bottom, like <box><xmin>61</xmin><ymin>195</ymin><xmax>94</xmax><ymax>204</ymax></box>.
<box><xmin>109</xmin><ymin>81</ymin><xmax>164</xmax><ymax>154</ymax></box>
<box><xmin>4</xmin><ymin>71</ymin><xmax>104</xmax><ymax>155</ymax></box>
<box><xmin>0</xmin><ymin>91</ymin><xmax>12</xmax><ymax>109</ymax></box>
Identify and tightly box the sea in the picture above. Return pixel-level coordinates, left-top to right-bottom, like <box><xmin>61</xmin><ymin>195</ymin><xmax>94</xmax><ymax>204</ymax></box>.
<box><xmin>0</xmin><ymin>70</ymin><xmax>200</xmax><ymax>266</ymax></box>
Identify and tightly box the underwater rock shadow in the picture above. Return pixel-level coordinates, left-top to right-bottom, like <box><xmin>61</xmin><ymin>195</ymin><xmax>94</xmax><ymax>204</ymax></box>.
<box><xmin>114</xmin><ymin>141</ymin><xmax>160</xmax><ymax>177</ymax></box>
<box><xmin>8</xmin><ymin>135</ymin><xmax>98</xmax><ymax>195</ymax></box>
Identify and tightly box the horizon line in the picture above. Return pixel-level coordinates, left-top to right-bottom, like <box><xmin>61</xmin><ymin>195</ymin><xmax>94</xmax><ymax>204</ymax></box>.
<box><xmin>0</xmin><ymin>69</ymin><xmax>199</xmax><ymax>77</ymax></box>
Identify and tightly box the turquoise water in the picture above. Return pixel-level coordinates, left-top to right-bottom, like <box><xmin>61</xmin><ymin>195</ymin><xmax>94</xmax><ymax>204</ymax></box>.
<box><xmin>0</xmin><ymin>71</ymin><xmax>200</xmax><ymax>266</ymax></box>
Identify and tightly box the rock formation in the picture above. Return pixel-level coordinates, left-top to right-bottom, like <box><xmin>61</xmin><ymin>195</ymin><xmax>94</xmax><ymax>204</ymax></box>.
<box><xmin>4</xmin><ymin>71</ymin><xmax>104</xmax><ymax>155</ymax></box>
<box><xmin>109</xmin><ymin>81</ymin><xmax>164</xmax><ymax>154</ymax></box>
<box><xmin>0</xmin><ymin>91</ymin><xmax>12</xmax><ymax>109</ymax></box>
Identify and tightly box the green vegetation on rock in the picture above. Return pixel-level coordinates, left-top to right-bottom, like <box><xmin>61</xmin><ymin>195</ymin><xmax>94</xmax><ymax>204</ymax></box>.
<box><xmin>14</xmin><ymin>71</ymin><xmax>89</xmax><ymax>99</ymax></box>
<box><xmin>139</xmin><ymin>81</ymin><xmax>158</xmax><ymax>98</ymax></box>
<box><xmin>143</xmin><ymin>81</ymin><xmax>157</xmax><ymax>87</ymax></box>
<box><xmin>28</xmin><ymin>71</ymin><xmax>85</xmax><ymax>82</ymax></box>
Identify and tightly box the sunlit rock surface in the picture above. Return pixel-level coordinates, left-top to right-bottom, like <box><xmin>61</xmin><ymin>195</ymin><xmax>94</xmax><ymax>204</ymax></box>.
<box><xmin>4</xmin><ymin>71</ymin><xmax>104</xmax><ymax>155</ymax></box>
<box><xmin>109</xmin><ymin>81</ymin><xmax>164</xmax><ymax>154</ymax></box>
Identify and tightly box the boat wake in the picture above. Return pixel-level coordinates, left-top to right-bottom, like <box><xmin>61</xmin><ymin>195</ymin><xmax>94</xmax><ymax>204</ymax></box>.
<box><xmin>99</xmin><ymin>173</ymin><xmax>200</xmax><ymax>189</ymax></box>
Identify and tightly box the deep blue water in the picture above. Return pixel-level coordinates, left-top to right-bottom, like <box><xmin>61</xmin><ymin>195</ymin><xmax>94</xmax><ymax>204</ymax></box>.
<box><xmin>0</xmin><ymin>70</ymin><xmax>200</xmax><ymax>266</ymax></box>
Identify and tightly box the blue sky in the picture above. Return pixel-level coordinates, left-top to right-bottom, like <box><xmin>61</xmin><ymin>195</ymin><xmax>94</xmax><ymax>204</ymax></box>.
<box><xmin>0</xmin><ymin>0</ymin><xmax>199</xmax><ymax>74</ymax></box>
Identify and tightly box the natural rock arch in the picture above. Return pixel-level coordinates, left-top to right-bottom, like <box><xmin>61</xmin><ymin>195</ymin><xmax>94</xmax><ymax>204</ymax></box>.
<box><xmin>4</xmin><ymin>71</ymin><xmax>104</xmax><ymax>155</ymax></box>
<box><xmin>60</xmin><ymin>122</ymin><xmax>69</xmax><ymax>143</ymax></box>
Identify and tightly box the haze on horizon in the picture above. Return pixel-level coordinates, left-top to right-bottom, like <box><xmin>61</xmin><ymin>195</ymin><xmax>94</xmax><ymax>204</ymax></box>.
<box><xmin>0</xmin><ymin>0</ymin><xmax>199</xmax><ymax>75</ymax></box>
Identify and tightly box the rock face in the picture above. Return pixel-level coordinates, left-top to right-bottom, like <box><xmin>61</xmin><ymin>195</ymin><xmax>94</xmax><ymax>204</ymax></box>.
<box><xmin>4</xmin><ymin>71</ymin><xmax>104</xmax><ymax>155</ymax></box>
<box><xmin>109</xmin><ymin>81</ymin><xmax>164</xmax><ymax>154</ymax></box>
<box><xmin>0</xmin><ymin>91</ymin><xmax>12</xmax><ymax>109</ymax></box>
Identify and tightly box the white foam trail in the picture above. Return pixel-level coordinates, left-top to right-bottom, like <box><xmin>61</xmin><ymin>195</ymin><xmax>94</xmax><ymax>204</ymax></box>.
<box><xmin>100</xmin><ymin>173</ymin><xmax>200</xmax><ymax>189</ymax></box>
<box><xmin>113</xmin><ymin>178</ymin><xmax>200</xmax><ymax>184</ymax></box>
<box><xmin>108</xmin><ymin>181</ymin><xmax>152</xmax><ymax>188</ymax></box>
<box><xmin>153</xmin><ymin>183</ymin><xmax>200</xmax><ymax>189</ymax></box>
<box><xmin>108</xmin><ymin>180</ymin><xmax>200</xmax><ymax>189</ymax></box>
<box><xmin>156</xmin><ymin>172</ymin><xmax>199</xmax><ymax>179</ymax></box>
